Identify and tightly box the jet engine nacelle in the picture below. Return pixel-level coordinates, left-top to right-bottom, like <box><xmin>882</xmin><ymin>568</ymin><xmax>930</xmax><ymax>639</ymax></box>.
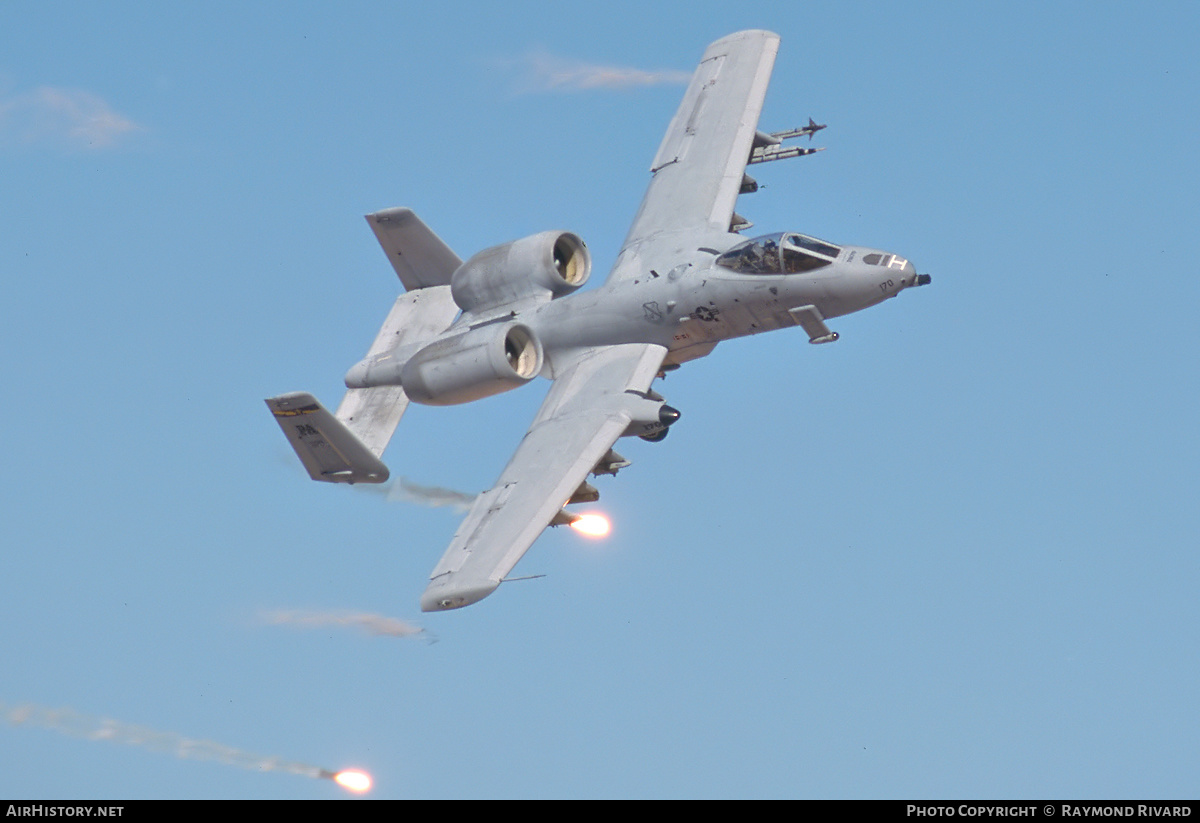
<box><xmin>401</xmin><ymin>322</ymin><xmax>543</xmax><ymax>406</ymax></box>
<box><xmin>451</xmin><ymin>231</ymin><xmax>590</xmax><ymax>313</ymax></box>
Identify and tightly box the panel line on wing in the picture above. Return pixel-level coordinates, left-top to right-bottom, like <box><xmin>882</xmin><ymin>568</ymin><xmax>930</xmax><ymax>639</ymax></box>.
<box><xmin>615</xmin><ymin>30</ymin><xmax>781</xmax><ymax>276</ymax></box>
<box><xmin>651</xmin><ymin>54</ymin><xmax>725</xmax><ymax>173</ymax></box>
<box><xmin>420</xmin><ymin>344</ymin><xmax>667</xmax><ymax>611</ymax></box>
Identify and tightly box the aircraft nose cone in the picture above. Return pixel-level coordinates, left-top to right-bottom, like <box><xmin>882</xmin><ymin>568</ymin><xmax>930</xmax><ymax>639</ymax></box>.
<box><xmin>899</xmin><ymin>259</ymin><xmax>929</xmax><ymax>289</ymax></box>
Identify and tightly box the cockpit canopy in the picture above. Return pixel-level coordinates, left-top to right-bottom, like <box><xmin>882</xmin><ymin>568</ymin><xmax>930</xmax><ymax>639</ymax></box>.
<box><xmin>716</xmin><ymin>232</ymin><xmax>842</xmax><ymax>275</ymax></box>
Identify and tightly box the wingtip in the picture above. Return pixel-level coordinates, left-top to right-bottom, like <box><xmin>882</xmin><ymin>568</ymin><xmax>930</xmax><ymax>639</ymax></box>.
<box><xmin>264</xmin><ymin>391</ymin><xmax>321</xmax><ymax>415</ymax></box>
<box><xmin>722</xmin><ymin>29</ymin><xmax>780</xmax><ymax>40</ymax></box>
<box><xmin>364</xmin><ymin>206</ymin><xmax>415</xmax><ymax>225</ymax></box>
<box><xmin>420</xmin><ymin>576</ymin><xmax>500</xmax><ymax>612</ymax></box>
<box><xmin>704</xmin><ymin>29</ymin><xmax>779</xmax><ymax>54</ymax></box>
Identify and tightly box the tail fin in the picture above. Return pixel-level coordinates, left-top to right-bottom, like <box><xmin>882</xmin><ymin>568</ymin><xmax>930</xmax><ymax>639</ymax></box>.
<box><xmin>267</xmin><ymin>284</ymin><xmax>460</xmax><ymax>482</ymax></box>
<box><xmin>267</xmin><ymin>211</ymin><xmax>462</xmax><ymax>482</ymax></box>
<box><xmin>266</xmin><ymin>392</ymin><xmax>389</xmax><ymax>484</ymax></box>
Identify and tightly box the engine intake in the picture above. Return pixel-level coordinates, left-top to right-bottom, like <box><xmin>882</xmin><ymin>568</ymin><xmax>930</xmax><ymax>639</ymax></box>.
<box><xmin>401</xmin><ymin>322</ymin><xmax>543</xmax><ymax>406</ymax></box>
<box><xmin>451</xmin><ymin>231</ymin><xmax>590</xmax><ymax>313</ymax></box>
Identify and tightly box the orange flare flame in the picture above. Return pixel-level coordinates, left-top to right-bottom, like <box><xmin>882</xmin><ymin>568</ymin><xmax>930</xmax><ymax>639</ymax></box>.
<box><xmin>569</xmin><ymin>513</ymin><xmax>611</xmax><ymax>537</ymax></box>
<box><xmin>333</xmin><ymin>769</ymin><xmax>372</xmax><ymax>793</ymax></box>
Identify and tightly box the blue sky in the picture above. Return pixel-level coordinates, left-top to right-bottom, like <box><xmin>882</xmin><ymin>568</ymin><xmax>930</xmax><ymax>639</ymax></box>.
<box><xmin>2</xmin><ymin>0</ymin><xmax>1198</xmax><ymax>799</ymax></box>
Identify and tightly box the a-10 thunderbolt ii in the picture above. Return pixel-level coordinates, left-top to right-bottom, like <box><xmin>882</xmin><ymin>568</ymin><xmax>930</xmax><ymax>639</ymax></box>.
<box><xmin>266</xmin><ymin>29</ymin><xmax>930</xmax><ymax>612</ymax></box>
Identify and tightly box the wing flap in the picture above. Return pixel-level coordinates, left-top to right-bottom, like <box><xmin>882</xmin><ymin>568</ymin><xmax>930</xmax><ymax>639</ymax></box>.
<box><xmin>421</xmin><ymin>343</ymin><xmax>667</xmax><ymax>611</ymax></box>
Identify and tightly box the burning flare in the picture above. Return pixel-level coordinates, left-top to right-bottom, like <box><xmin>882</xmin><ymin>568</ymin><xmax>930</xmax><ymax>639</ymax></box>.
<box><xmin>569</xmin><ymin>513</ymin><xmax>611</xmax><ymax>537</ymax></box>
<box><xmin>333</xmin><ymin>769</ymin><xmax>372</xmax><ymax>793</ymax></box>
<box><xmin>2</xmin><ymin>699</ymin><xmax>367</xmax><ymax>792</ymax></box>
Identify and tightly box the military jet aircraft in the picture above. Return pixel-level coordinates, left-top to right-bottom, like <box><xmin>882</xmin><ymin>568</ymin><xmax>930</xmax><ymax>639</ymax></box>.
<box><xmin>266</xmin><ymin>29</ymin><xmax>929</xmax><ymax>612</ymax></box>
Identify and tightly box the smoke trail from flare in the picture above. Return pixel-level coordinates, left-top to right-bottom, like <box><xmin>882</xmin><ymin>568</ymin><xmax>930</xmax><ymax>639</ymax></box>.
<box><xmin>261</xmin><ymin>609</ymin><xmax>430</xmax><ymax>640</ymax></box>
<box><xmin>510</xmin><ymin>51</ymin><xmax>692</xmax><ymax>93</ymax></box>
<box><xmin>359</xmin><ymin>477</ymin><xmax>477</xmax><ymax>512</ymax></box>
<box><xmin>0</xmin><ymin>699</ymin><xmax>364</xmax><ymax>788</ymax></box>
<box><xmin>366</xmin><ymin>477</ymin><xmax>610</xmax><ymax>545</ymax></box>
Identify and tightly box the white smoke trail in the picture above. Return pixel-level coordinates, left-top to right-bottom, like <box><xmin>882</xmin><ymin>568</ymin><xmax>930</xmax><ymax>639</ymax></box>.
<box><xmin>260</xmin><ymin>609</ymin><xmax>431</xmax><ymax>640</ymax></box>
<box><xmin>359</xmin><ymin>476</ymin><xmax>476</xmax><ymax>512</ymax></box>
<box><xmin>0</xmin><ymin>86</ymin><xmax>141</xmax><ymax>149</ymax></box>
<box><xmin>1</xmin><ymin>700</ymin><xmax>325</xmax><ymax>779</ymax></box>
<box><xmin>513</xmin><ymin>51</ymin><xmax>692</xmax><ymax>92</ymax></box>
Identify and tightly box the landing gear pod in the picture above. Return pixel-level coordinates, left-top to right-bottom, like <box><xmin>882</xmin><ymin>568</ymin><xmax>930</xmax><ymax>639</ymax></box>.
<box><xmin>621</xmin><ymin>397</ymin><xmax>681</xmax><ymax>441</ymax></box>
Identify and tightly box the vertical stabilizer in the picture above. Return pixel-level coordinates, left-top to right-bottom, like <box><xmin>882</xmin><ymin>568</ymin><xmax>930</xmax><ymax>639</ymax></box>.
<box><xmin>266</xmin><ymin>213</ymin><xmax>462</xmax><ymax>481</ymax></box>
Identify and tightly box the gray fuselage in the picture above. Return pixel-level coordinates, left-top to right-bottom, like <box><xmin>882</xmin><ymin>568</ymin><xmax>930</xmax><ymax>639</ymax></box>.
<box><xmin>517</xmin><ymin>228</ymin><xmax>920</xmax><ymax>374</ymax></box>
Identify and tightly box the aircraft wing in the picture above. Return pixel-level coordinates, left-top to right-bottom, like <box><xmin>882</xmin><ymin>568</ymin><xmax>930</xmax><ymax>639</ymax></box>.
<box><xmin>613</xmin><ymin>29</ymin><xmax>779</xmax><ymax>275</ymax></box>
<box><xmin>421</xmin><ymin>343</ymin><xmax>667</xmax><ymax>611</ymax></box>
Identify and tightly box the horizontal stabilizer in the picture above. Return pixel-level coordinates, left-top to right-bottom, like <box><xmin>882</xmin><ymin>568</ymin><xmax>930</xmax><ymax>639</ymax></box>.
<box><xmin>265</xmin><ymin>392</ymin><xmax>389</xmax><ymax>484</ymax></box>
<box><xmin>365</xmin><ymin>208</ymin><xmax>462</xmax><ymax>292</ymax></box>
<box><xmin>336</xmin><ymin>285</ymin><xmax>460</xmax><ymax>457</ymax></box>
<box><xmin>335</xmin><ymin>386</ymin><xmax>407</xmax><ymax>458</ymax></box>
